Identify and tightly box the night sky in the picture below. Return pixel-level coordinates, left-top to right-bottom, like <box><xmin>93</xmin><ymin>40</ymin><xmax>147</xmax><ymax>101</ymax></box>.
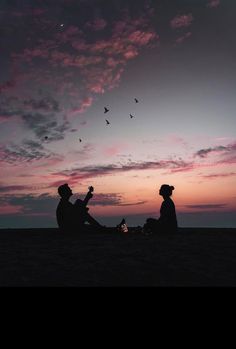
<box><xmin>0</xmin><ymin>0</ymin><xmax>236</xmax><ymax>228</ymax></box>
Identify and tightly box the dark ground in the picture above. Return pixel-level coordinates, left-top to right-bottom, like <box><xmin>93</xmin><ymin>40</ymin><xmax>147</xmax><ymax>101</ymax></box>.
<box><xmin>0</xmin><ymin>228</ymin><xmax>236</xmax><ymax>287</ymax></box>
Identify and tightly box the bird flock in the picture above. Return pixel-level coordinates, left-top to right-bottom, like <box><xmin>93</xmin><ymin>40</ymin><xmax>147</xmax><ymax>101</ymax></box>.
<box><xmin>44</xmin><ymin>97</ymin><xmax>139</xmax><ymax>142</ymax></box>
<box><xmin>104</xmin><ymin>97</ymin><xmax>138</xmax><ymax>129</ymax></box>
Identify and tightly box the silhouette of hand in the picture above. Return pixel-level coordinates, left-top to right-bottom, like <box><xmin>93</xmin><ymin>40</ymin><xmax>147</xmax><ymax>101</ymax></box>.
<box><xmin>87</xmin><ymin>192</ymin><xmax>93</xmax><ymax>200</ymax></box>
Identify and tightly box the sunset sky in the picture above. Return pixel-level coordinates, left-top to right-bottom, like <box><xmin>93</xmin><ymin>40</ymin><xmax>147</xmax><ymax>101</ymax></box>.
<box><xmin>0</xmin><ymin>0</ymin><xmax>236</xmax><ymax>228</ymax></box>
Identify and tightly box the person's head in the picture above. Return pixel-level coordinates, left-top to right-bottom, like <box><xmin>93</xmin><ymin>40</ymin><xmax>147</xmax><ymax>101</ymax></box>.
<box><xmin>159</xmin><ymin>184</ymin><xmax>175</xmax><ymax>198</ymax></box>
<box><xmin>58</xmin><ymin>183</ymin><xmax>73</xmax><ymax>199</ymax></box>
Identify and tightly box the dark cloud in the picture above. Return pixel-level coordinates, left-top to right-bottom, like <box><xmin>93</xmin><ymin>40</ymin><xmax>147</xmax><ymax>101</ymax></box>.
<box><xmin>0</xmin><ymin>96</ymin><xmax>22</xmax><ymax>119</ymax></box>
<box><xmin>0</xmin><ymin>139</ymin><xmax>62</xmax><ymax>164</ymax></box>
<box><xmin>88</xmin><ymin>193</ymin><xmax>147</xmax><ymax>207</ymax></box>
<box><xmin>195</xmin><ymin>142</ymin><xmax>236</xmax><ymax>161</ymax></box>
<box><xmin>115</xmin><ymin>201</ymin><xmax>147</xmax><ymax>207</ymax></box>
<box><xmin>0</xmin><ymin>193</ymin><xmax>57</xmax><ymax>218</ymax></box>
<box><xmin>202</xmin><ymin>172</ymin><xmax>236</xmax><ymax>179</ymax></box>
<box><xmin>0</xmin><ymin>188</ymin><xmax>57</xmax><ymax>223</ymax></box>
<box><xmin>195</xmin><ymin>146</ymin><xmax>228</xmax><ymax>158</ymax></box>
<box><xmin>0</xmin><ymin>192</ymin><xmax>143</xmax><ymax>225</ymax></box>
<box><xmin>86</xmin><ymin>193</ymin><xmax>122</xmax><ymax>206</ymax></box>
<box><xmin>0</xmin><ymin>143</ymin><xmax>47</xmax><ymax>164</ymax></box>
<box><xmin>22</xmin><ymin>113</ymin><xmax>70</xmax><ymax>141</ymax></box>
<box><xmin>52</xmin><ymin>159</ymin><xmax>193</xmax><ymax>182</ymax></box>
<box><xmin>0</xmin><ymin>185</ymin><xmax>31</xmax><ymax>193</ymax></box>
<box><xmin>185</xmin><ymin>204</ymin><xmax>227</xmax><ymax>210</ymax></box>
<box><xmin>0</xmin><ymin>95</ymin><xmax>69</xmax><ymax>142</ymax></box>
<box><xmin>23</xmin><ymin>97</ymin><xmax>60</xmax><ymax>112</ymax></box>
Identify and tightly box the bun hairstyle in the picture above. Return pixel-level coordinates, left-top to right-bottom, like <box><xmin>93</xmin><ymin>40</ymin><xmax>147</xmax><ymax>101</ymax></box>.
<box><xmin>160</xmin><ymin>184</ymin><xmax>175</xmax><ymax>197</ymax></box>
<box><xmin>168</xmin><ymin>185</ymin><xmax>174</xmax><ymax>196</ymax></box>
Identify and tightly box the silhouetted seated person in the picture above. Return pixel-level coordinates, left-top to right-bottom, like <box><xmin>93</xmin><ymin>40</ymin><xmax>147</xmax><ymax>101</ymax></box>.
<box><xmin>56</xmin><ymin>183</ymin><xmax>102</xmax><ymax>232</ymax></box>
<box><xmin>143</xmin><ymin>184</ymin><xmax>178</xmax><ymax>234</ymax></box>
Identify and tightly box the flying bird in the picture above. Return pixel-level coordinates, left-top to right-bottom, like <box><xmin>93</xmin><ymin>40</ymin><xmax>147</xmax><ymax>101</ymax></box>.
<box><xmin>105</xmin><ymin>119</ymin><xmax>110</xmax><ymax>125</ymax></box>
<box><xmin>104</xmin><ymin>107</ymin><xmax>109</xmax><ymax>113</ymax></box>
<box><xmin>44</xmin><ymin>136</ymin><xmax>48</xmax><ymax>140</ymax></box>
<box><xmin>130</xmin><ymin>114</ymin><xmax>135</xmax><ymax>119</ymax></box>
<box><xmin>79</xmin><ymin>138</ymin><xmax>82</xmax><ymax>143</ymax></box>
<box><xmin>134</xmin><ymin>98</ymin><xmax>139</xmax><ymax>103</ymax></box>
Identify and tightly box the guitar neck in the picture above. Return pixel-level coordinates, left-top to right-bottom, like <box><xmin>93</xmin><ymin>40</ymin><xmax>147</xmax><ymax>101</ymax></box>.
<box><xmin>84</xmin><ymin>189</ymin><xmax>93</xmax><ymax>205</ymax></box>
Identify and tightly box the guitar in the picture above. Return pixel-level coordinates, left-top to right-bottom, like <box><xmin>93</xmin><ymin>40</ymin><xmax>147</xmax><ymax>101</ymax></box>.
<box><xmin>75</xmin><ymin>186</ymin><xmax>94</xmax><ymax>213</ymax></box>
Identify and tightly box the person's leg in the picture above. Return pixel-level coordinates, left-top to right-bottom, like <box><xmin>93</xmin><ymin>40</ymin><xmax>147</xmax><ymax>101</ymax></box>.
<box><xmin>84</xmin><ymin>212</ymin><xmax>102</xmax><ymax>228</ymax></box>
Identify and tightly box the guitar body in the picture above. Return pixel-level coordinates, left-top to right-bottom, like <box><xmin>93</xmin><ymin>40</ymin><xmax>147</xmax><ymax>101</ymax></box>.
<box><xmin>75</xmin><ymin>186</ymin><xmax>94</xmax><ymax>214</ymax></box>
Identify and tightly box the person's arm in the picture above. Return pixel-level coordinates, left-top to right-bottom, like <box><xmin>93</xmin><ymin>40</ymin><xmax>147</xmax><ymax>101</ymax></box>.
<box><xmin>83</xmin><ymin>191</ymin><xmax>93</xmax><ymax>206</ymax></box>
<box><xmin>74</xmin><ymin>187</ymin><xmax>93</xmax><ymax>209</ymax></box>
<box><xmin>83</xmin><ymin>186</ymin><xmax>94</xmax><ymax>206</ymax></box>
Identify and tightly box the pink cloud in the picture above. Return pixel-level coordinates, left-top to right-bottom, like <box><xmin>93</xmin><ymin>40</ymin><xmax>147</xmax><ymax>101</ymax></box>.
<box><xmin>202</xmin><ymin>172</ymin><xmax>236</xmax><ymax>180</ymax></box>
<box><xmin>170</xmin><ymin>14</ymin><xmax>194</xmax><ymax>29</ymax></box>
<box><xmin>50</xmin><ymin>159</ymin><xmax>194</xmax><ymax>184</ymax></box>
<box><xmin>175</xmin><ymin>32</ymin><xmax>192</xmax><ymax>44</ymax></box>
<box><xmin>85</xmin><ymin>18</ymin><xmax>107</xmax><ymax>31</ymax></box>
<box><xmin>71</xmin><ymin>39</ymin><xmax>88</xmax><ymax>51</ymax></box>
<box><xmin>83</xmin><ymin>67</ymin><xmax>125</xmax><ymax>95</ymax></box>
<box><xmin>30</xmin><ymin>8</ymin><xmax>46</xmax><ymax>16</ymax></box>
<box><xmin>21</xmin><ymin>48</ymin><xmax>49</xmax><ymax>62</ymax></box>
<box><xmin>106</xmin><ymin>57</ymin><xmax>122</xmax><ymax>68</ymax></box>
<box><xmin>50</xmin><ymin>52</ymin><xmax>103</xmax><ymax>68</ymax></box>
<box><xmin>0</xmin><ymin>204</ymin><xmax>23</xmax><ymax>215</ymax></box>
<box><xmin>68</xmin><ymin>97</ymin><xmax>93</xmax><ymax>116</ymax></box>
<box><xmin>166</xmin><ymin>135</ymin><xmax>188</xmax><ymax>146</ymax></box>
<box><xmin>33</xmin><ymin>155</ymin><xmax>65</xmax><ymax>169</ymax></box>
<box><xmin>7</xmin><ymin>8</ymin><xmax>159</xmax><ymax>118</ymax></box>
<box><xmin>124</xmin><ymin>47</ymin><xmax>139</xmax><ymax>60</ymax></box>
<box><xmin>53</xmin><ymin>14</ymin><xmax>159</xmax><ymax>97</ymax></box>
<box><xmin>0</xmin><ymin>116</ymin><xmax>10</xmax><ymax>124</ymax></box>
<box><xmin>207</xmin><ymin>0</ymin><xmax>220</xmax><ymax>8</ymax></box>
<box><xmin>0</xmin><ymin>80</ymin><xmax>16</xmax><ymax>93</ymax></box>
<box><xmin>55</xmin><ymin>25</ymin><xmax>83</xmax><ymax>43</ymax></box>
<box><xmin>103</xmin><ymin>144</ymin><xmax>129</xmax><ymax>157</ymax></box>
<box><xmin>128</xmin><ymin>31</ymin><xmax>158</xmax><ymax>45</ymax></box>
<box><xmin>7</xmin><ymin>8</ymin><xmax>46</xmax><ymax>17</ymax></box>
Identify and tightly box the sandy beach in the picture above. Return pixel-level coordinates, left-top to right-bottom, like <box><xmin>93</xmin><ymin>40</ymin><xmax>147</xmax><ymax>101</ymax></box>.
<box><xmin>0</xmin><ymin>228</ymin><xmax>236</xmax><ymax>287</ymax></box>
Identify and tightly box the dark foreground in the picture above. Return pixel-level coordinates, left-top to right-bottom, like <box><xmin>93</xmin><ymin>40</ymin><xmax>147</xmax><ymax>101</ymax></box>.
<box><xmin>0</xmin><ymin>228</ymin><xmax>236</xmax><ymax>287</ymax></box>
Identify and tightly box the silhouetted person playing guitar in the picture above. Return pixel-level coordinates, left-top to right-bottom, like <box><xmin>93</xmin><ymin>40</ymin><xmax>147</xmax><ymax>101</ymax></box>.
<box><xmin>143</xmin><ymin>184</ymin><xmax>178</xmax><ymax>235</ymax></box>
<box><xmin>56</xmin><ymin>183</ymin><xmax>102</xmax><ymax>231</ymax></box>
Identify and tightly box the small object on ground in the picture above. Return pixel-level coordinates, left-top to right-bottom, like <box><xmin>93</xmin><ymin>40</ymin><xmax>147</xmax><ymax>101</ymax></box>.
<box><xmin>117</xmin><ymin>218</ymin><xmax>128</xmax><ymax>233</ymax></box>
